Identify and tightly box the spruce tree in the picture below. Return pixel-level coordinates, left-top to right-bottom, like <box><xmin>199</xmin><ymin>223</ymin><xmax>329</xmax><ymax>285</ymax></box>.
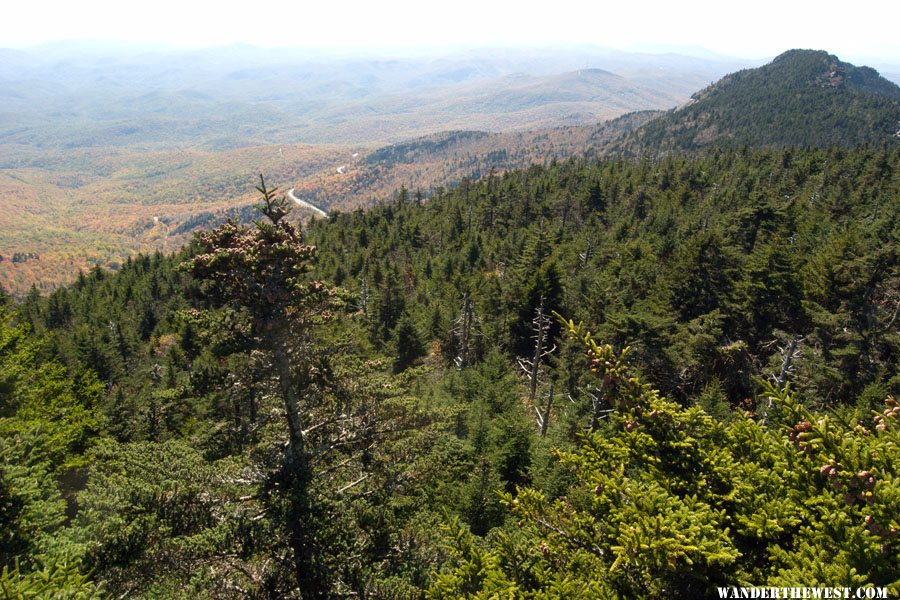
<box><xmin>186</xmin><ymin>176</ymin><xmax>337</xmax><ymax>595</ymax></box>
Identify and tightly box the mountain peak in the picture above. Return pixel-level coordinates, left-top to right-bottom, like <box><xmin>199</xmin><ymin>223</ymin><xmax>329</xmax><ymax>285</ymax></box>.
<box><xmin>771</xmin><ymin>48</ymin><xmax>832</xmax><ymax>62</ymax></box>
<box><xmin>766</xmin><ymin>49</ymin><xmax>900</xmax><ymax>97</ymax></box>
<box><xmin>610</xmin><ymin>50</ymin><xmax>900</xmax><ymax>152</ymax></box>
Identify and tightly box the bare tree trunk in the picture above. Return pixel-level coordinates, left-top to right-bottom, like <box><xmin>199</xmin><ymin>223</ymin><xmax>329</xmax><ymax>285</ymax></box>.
<box><xmin>453</xmin><ymin>294</ymin><xmax>477</xmax><ymax>369</ymax></box>
<box><xmin>540</xmin><ymin>382</ymin><xmax>554</xmax><ymax>437</ymax></box>
<box><xmin>270</xmin><ymin>332</ymin><xmax>306</xmax><ymax>466</ymax></box>
<box><xmin>248</xmin><ymin>388</ymin><xmax>257</xmax><ymax>426</ymax></box>
<box><xmin>267</xmin><ymin>320</ymin><xmax>327</xmax><ymax>598</ymax></box>
<box><xmin>528</xmin><ymin>296</ymin><xmax>547</xmax><ymax>404</ymax></box>
<box><xmin>761</xmin><ymin>335</ymin><xmax>802</xmax><ymax>426</ymax></box>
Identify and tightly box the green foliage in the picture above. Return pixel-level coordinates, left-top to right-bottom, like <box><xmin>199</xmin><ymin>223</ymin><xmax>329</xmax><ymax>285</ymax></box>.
<box><xmin>431</xmin><ymin>322</ymin><xmax>900</xmax><ymax>596</ymax></box>
<box><xmin>62</xmin><ymin>439</ymin><xmax>268</xmax><ymax>597</ymax></box>
<box><xmin>0</xmin><ymin>556</ymin><xmax>104</xmax><ymax>599</ymax></box>
<box><xmin>309</xmin><ymin>146</ymin><xmax>899</xmax><ymax>409</ymax></box>
<box><xmin>9</xmin><ymin>145</ymin><xmax>899</xmax><ymax>596</ymax></box>
<box><xmin>0</xmin><ymin>303</ymin><xmax>102</xmax><ymax>594</ymax></box>
<box><xmin>392</xmin><ymin>312</ymin><xmax>425</xmax><ymax>372</ymax></box>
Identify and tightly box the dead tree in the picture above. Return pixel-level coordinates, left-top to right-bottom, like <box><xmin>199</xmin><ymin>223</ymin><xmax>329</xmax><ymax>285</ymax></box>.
<box><xmin>517</xmin><ymin>294</ymin><xmax>557</xmax><ymax>435</ymax></box>
<box><xmin>578</xmin><ymin>236</ymin><xmax>596</xmax><ymax>267</ymax></box>
<box><xmin>536</xmin><ymin>383</ymin><xmax>554</xmax><ymax>437</ymax></box>
<box><xmin>357</xmin><ymin>275</ymin><xmax>369</xmax><ymax>316</ymax></box>
<box><xmin>451</xmin><ymin>293</ymin><xmax>479</xmax><ymax>369</ymax></box>
<box><xmin>572</xmin><ymin>385</ymin><xmax>616</xmax><ymax>432</ymax></box>
<box><xmin>761</xmin><ymin>334</ymin><xmax>804</xmax><ymax>425</ymax></box>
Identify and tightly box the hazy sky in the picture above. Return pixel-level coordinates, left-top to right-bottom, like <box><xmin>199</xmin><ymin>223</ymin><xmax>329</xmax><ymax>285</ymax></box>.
<box><xmin>3</xmin><ymin>0</ymin><xmax>899</xmax><ymax>64</ymax></box>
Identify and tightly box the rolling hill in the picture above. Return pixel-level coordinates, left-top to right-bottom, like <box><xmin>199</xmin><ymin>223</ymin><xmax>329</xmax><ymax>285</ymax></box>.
<box><xmin>0</xmin><ymin>44</ymin><xmax>738</xmax><ymax>149</ymax></box>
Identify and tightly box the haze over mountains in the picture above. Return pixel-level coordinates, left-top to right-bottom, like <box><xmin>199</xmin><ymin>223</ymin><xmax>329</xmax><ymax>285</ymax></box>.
<box><xmin>0</xmin><ymin>44</ymin><xmax>898</xmax><ymax>295</ymax></box>
<box><xmin>0</xmin><ymin>43</ymin><xmax>751</xmax><ymax>149</ymax></box>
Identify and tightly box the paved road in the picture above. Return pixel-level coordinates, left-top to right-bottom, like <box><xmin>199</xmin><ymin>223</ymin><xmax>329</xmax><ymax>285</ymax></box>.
<box><xmin>287</xmin><ymin>188</ymin><xmax>329</xmax><ymax>219</ymax></box>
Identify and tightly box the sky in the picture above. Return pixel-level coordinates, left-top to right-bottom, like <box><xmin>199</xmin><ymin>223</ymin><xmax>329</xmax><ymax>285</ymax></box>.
<box><xmin>3</xmin><ymin>0</ymin><xmax>899</xmax><ymax>65</ymax></box>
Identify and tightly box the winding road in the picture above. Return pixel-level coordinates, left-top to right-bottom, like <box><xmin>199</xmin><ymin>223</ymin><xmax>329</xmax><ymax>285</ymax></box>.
<box><xmin>287</xmin><ymin>188</ymin><xmax>329</xmax><ymax>219</ymax></box>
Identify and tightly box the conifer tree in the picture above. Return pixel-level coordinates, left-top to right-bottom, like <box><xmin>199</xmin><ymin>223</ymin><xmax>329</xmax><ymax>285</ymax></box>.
<box><xmin>187</xmin><ymin>176</ymin><xmax>337</xmax><ymax>595</ymax></box>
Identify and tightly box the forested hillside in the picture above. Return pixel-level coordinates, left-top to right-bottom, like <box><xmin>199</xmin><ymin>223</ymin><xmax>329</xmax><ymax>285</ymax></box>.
<box><xmin>309</xmin><ymin>146</ymin><xmax>899</xmax><ymax>409</ymax></box>
<box><xmin>611</xmin><ymin>50</ymin><xmax>900</xmax><ymax>153</ymax></box>
<box><xmin>3</xmin><ymin>50</ymin><xmax>898</xmax><ymax>298</ymax></box>
<box><xmin>290</xmin><ymin>112</ymin><xmax>661</xmax><ymax>211</ymax></box>
<box><xmin>2</xmin><ymin>146</ymin><xmax>898</xmax><ymax>597</ymax></box>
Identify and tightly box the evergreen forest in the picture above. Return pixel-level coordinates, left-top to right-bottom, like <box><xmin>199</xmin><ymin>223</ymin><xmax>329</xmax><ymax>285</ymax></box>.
<box><xmin>2</xmin><ymin>145</ymin><xmax>899</xmax><ymax>598</ymax></box>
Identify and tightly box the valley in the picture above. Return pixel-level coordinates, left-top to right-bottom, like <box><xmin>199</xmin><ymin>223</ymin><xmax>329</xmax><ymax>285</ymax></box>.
<box><xmin>0</xmin><ymin>44</ymin><xmax>749</xmax><ymax>294</ymax></box>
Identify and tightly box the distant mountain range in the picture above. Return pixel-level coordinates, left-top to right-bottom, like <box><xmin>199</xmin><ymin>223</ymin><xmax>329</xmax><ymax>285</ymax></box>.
<box><xmin>0</xmin><ymin>44</ymin><xmax>749</xmax><ymax>150</ymax></box>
